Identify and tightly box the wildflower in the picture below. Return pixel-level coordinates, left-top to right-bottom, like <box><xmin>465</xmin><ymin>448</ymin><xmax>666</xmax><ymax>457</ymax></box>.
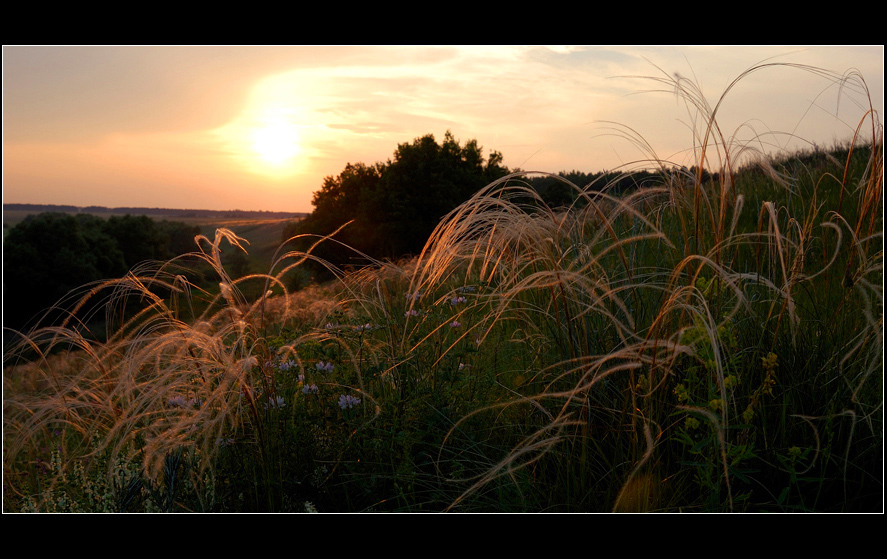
<box><xmin>265</xmin><ymin>395</ymin><xmax>286</xmax><ymax>410</ymax></box>
<box><xmin>168</xmin><ymin>395</ymin><xmax>194</xmax><ymax>408</ymax></box>
<box><xmin>302</xmin><ymin>384</ymin><xmax>319</xmax><ymax>394</ymax></box>
<box><xmin>338</xmin><ymin>394</ymin><xmax>361</xmax><ymax>409</ymax></box>
<box><xmin>278</xmin><ymin>359</ymin><xmax>296</xmax><ymax>372</ymax></box>
<box><xmin>449</xmin><ymin>320</ymin><xmax>461</xmax><ymax>328</ymax></box>
<box><xmin>450</xmin><ymin>296</ymin><xmax>467</xmax><ymax>305</ymax></box>
<box><xmin>316</xmin><ymin>361</ymin><xmax>334</xmax><ymax>373</ymax></box>
<box><xmin>673</xmin><ymin>383</ymin><xmax>690</xmax><ymax>402</ymax></box>
<box><xmin>405</xmin><ymin>309</ymin><xmax>421</xmax><ymax>317</ymax></box>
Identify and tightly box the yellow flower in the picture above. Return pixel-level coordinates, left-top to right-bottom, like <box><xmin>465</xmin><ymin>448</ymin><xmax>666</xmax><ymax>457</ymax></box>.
<box><xmin>674</xmin><ymin>383</ymin><xmax>690</xmax><ymax>402</ymax></box>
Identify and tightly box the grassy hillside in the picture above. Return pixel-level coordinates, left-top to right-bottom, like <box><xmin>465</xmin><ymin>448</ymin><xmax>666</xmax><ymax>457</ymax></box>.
<box><xmin>3</xmin><ymin>66</ymin><xmax>882</xmax><ymax>513</ymax></box>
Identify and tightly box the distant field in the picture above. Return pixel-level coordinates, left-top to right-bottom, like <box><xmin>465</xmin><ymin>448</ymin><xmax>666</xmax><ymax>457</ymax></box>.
<box><xmin>192</xmin><ymin>217</ymin><xmax>300</xmax><ymax>273</ymax></box>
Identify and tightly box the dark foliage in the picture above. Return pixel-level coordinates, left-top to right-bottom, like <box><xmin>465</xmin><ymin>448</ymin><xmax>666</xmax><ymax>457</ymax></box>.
<box><xmin>283</xmin><ymin>131</ymin><xmax>510</xmax><ymax>274</ymax></box>
<box><xmin>2</xmin><ymin>212</ymin><xmax>200</xmax><ymax>332</ymax></box>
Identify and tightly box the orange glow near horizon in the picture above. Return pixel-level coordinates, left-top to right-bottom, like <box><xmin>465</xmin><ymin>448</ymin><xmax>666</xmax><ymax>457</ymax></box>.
<box><xmin>2</xmin><ymin>46</ymin><xmax>882</xmax><ymax>213</ymax></box>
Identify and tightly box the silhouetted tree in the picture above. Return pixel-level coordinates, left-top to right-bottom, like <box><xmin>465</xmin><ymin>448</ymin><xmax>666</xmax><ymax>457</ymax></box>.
<box><xmin>286</xmin><ymin>131</ymin><xmax>509</xmax><ymax>274</ymax></box>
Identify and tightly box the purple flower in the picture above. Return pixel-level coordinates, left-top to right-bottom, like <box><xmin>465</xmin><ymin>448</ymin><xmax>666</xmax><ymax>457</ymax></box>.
<box><xmin>338</xmin><ymin>394</ymin><xmax>361</xmax><ymax>409</ymax></box>
<box><xmin>168</xmin><ymin>395</ymin><xmax>197</xmax><ymax>408</ymax></box>
<box><xmin>449</xmin><ymin>320</ymin><xmax>461</xmax><ymax>328</ymax></box>
<box><xmin>405</xmin><ymin>309</ymin><xmax>420</xmax><ymax>317</ymax></box>
<box><xmin>450</xmin><ymin>296</ymin><xmax>467</xmax><ymax>305</ymax></box>
<box><xmin>316</xmin><ymin>361</ymin><xmax>334</xmax><ymax>373</ymax></box>
<box><xmin>302</xmin><ymin>384</ymin><xmax>319</xmax><ymax>394</ymax></box>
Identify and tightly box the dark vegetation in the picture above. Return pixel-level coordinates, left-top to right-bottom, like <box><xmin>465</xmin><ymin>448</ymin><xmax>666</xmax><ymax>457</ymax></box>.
<box><xmin>282</xmin><ymin>131</ymin><xmax>509</xmax><ymax>271</ymax></box>
<box><xmin>3</xmin><ymin>214</ymin><xmax>202</xmax><ymax>333</ymax></box>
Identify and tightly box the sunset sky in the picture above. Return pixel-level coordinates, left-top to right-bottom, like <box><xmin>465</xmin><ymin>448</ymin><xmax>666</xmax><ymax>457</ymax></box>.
<box><xmin>3</xmin><ymin>45</ymin><xmax>883</xmax><ymax>213</ymax></box>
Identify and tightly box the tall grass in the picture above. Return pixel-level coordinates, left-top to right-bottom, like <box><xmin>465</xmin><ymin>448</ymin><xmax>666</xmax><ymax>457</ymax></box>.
<box><xmin>4</xmin><ymin>62</ymin><xmax>882</xmax><ymax>512</ymax></box>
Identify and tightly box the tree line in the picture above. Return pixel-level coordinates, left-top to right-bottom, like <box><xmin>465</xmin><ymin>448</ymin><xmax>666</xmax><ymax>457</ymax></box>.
<box><xmin>3</xmin><ymin>213</ymin><xmax>202</xmax><ymax>332</ymax></box>
<box><xmin>4</xmin><ymin>203</ymin><xmax>306</xmax><ymax>220</ymax></box>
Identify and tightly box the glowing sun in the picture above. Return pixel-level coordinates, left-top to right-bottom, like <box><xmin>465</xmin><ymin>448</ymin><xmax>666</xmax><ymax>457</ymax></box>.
<box><xmin>251</xmin><ymin>118</ymin><xmax>301</xmax><ymax>165</ymax></box>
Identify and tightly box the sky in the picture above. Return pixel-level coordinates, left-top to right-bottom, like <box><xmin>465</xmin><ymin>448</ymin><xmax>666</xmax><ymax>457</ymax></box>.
<box><xmin>3</xmin><ymin>45</ymin><xmax>883</xmax><ymax>213</ymax></box>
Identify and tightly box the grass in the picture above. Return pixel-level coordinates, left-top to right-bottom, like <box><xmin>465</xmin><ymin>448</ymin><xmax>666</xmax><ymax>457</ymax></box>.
<box><xmin>3</xmin><ymin>63</ymin><xmax>882</xmax><ymax>513</ymax></box>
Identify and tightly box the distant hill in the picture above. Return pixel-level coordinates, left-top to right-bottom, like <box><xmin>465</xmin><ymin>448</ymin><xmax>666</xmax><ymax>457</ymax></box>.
<box><xmin>3</xmin><ymin>203</ymin><xmax>307</xmax><ymax>220</ymax></box>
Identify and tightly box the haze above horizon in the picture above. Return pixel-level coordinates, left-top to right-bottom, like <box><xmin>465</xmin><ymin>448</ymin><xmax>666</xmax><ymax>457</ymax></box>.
<box><xmin>3</xmin><ymin>45</ymin><xmax>883</xmax><ymax>213</ymax></box>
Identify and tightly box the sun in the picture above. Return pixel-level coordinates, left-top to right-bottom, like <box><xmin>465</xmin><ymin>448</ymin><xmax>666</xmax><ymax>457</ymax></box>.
<box><xmin>250</xmin><ymin>118</ymin><xmax>301</xmax><ymax>166</ymax></box>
